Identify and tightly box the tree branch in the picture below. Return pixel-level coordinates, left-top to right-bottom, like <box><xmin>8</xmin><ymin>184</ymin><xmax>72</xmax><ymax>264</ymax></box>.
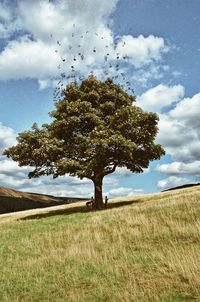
<box><xmin>103</xmin><ymin>164</ymin><xmax>117</xmax><ymax>176</ymax></box>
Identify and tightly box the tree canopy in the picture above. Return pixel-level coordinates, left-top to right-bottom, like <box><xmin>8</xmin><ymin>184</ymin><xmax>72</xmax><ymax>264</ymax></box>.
<box><xmin>4</xmin><ymin>76</ymin><xmax>165</xmax><ymax>208</ymax></box>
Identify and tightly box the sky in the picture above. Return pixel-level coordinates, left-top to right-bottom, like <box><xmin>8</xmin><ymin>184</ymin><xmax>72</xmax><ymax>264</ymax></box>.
<box><xmin>0</xmin><ymin>0</ymin><xmax>200</xmax><ymax>198</ymax></box>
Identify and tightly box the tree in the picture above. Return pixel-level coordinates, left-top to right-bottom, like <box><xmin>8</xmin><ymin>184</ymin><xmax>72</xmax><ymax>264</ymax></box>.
<box><xmin>3</xmin><ymin>76</ymin><xmax>165</xmax><ymax>209</ymax></box>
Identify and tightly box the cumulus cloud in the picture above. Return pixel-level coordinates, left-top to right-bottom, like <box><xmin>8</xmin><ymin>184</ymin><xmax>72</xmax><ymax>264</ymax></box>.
<box><xmin>138</xmin><ymin>84</ymin><xmax>200</xmax><ymax>187</ymax></box>
<box><xmin>156</xmin><ymin>161</ymin><xmax>200</xmax><ymax>178</ymax></box>
<box><xmin>143</xmin><ymin>88</ymin><xmax>200</xmax><ymax>188</ymax></box>
<box><xmin>114</xmin><ymin>166</ymin><xmax>150</xmax><ymax>177</ymax></box>
<box><xmin>0</xmin><ymin>0</ymin><xmax>169</xmax><ymax>86</ymax></box>
<box><xmin>114</xmin><ymin>167</ymin><xmax>134</xmax><ymax>177</ymax></box>
<box><xmin>157</xmin><ymin>176</ymin><xmax>189</xmax><ymax>190</ymax></box>
<box><xmin>108</xmin><ymin>187</ymin><xmax>144</xmax><ymax>197</ymax></box>
<box><xmin>0</xmin><ymin>37</ymin><xmax>60</xmax><ymax>81</ymax></box>
<box><xmin>0</xmin><ymin>123</ymin><xmax>16</xmax><ymax>154</ymax></box>
<box><xmin>169</xmin><ymin>93</ymin><xmax>200</xmax><ymax>129</ymax></box>
<box><xmin>0</xmin><ymin>155</ymin><xmax>93</xmax><ymax>197</ymax></box>
<box><xmin>23</xmin><ymin>176</ymin><xmax>93</xmax><ymax>197</ymax></box>
<box><xmin>116</xmin><ymin>35</ymin><xmax>167</xmax><ymax>68</ymax></box>
<box><xmin>157</xmin><ymin>92</ymin><xmax>200</xmax><ymax>162</ymax></box>
<box><xmin>137</xmin><ymin>84</ymin><xmax>184</xmax><ymax>113</ymax></box>
<box><xmin>0</xmin><ymin>159</ymin><xmax>30</xmax><ymax>178</ymax></box>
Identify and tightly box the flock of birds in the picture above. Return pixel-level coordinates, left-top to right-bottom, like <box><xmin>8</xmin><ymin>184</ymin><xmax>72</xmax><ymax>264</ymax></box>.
<box><xmin>52</xmin><ymin>25</ymin><xmax>134</xmax><ymax>100</ymax></box>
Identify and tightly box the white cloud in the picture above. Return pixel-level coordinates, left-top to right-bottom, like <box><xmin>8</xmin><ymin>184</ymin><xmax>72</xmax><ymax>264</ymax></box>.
<box><xmin>157</xmin><ymin>176</ymin><xmax>189</xmax><ymax>190</ymax></box>
<box><xmin>138</xmin><ymin>84</ymin><xmax>200</xmax><ymax>163</ymax></box>
<box><xmin>114</xmin><ymin>167</ymin><xmax>133</xmax><ymax>177</ymax></box>
<box><xmin>157</xmin><ymin>92</ymin><xmax>200</xmax><ymax>162</ymax></box>
<box><xmin>0</xmin><ymin>159</ymin><xmax>30</xmax><ymax>177</ymax></box>
<box><xmin>0</xmin><ymin>37</ymin><xmax>60</xmax><ymax>81</ymax></box>
<box><xmin>156</xmin><ymin>161</ymin><xmax>200</xmax><ymax>177</ymax></box>
<box><xmin>116</xmin><ymin>35</ymin><xmax>168</xmax><ymax>68</ymax></box>
<box><xmin>0</xmin><ymin>0</ymin><xmax>169</xmax><ymax>85</ymax></box>
<box><xmin>17</xmin><ymin>0</ymin><xmax>118</xmax><ymax>39</ymax></box>
<box><xmin>114</xmin><ymin>166</ymin><xmax>150</xmax><ymax>177</ymax></box>
<box><xmin>0</xmin><ymin>158</ymin><xmax>93</xmax><ymax>197</ymax></box>
<box><xmin>138</xmin><ymin>84</ymin><xmax>200</xmax><ymax>186</ymax></box>
<box><xmin>109</xmin><ymin>187</ymin><xmax>143</xmax><ymax>197</ymax></box>
<box><xmin>169</xmin><ymin>93</ymin><xmax>200</xmax><ymax>129</ymax></box>
<box><xmin>38</xmin><ymin>79</ymin><xmax>52</xmax><ymax>90</ymax></box>
<box><xmin>131</xmin><ymin>64</ymin><xmax>167</xmax><ymax>87</ymax></box>
<box><xmin>0</xmin><ymin>123</ymin><xmax>16</xmax><ymax>154</ymax></box>
<box><xmin>137</xmin><ymin>84</ymin><xmax>184</xmax><ymax>113</ymax></box>
<box><xmin>103</xmin><ymin>177</ymin><xmax>119</xmax><ymax>186</ymax></box>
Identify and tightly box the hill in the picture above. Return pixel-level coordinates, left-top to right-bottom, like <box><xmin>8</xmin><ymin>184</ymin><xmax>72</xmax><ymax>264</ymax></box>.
<box><xmin>0</xmin><ymin>185</ymin><xmax>200</xmax><ymax>301</ymax></box>
<box><xmin>163</xmin><ymin>182</ymin><xmax>200</xmax><ymax>192</ymax></box>
<box><xmin>0</xmin><ymin>185</ymin><xmax>86</xmax><ymax>214</ymax></box>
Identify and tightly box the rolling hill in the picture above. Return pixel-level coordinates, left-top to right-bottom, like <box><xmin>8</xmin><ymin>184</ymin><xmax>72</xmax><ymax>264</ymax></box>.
<box><xmin>0</xmin><ymin>185</ymin><xmax>87</xmax><ymax>214</ymax></box>
<box><xmin>162</xmin><ymin>182</ymin><xmax>200</xmax><ymax>192</ymax></box>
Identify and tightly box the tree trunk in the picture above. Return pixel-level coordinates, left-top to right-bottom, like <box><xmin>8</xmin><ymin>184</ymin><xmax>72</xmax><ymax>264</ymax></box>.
<box><xmin>93</xmin><ymin>176</ymin><xmax>104</xmax><ymax>209</ymax></box>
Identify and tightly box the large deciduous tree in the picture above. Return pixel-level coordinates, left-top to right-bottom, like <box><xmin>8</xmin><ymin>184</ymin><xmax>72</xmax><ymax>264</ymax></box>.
<box><xmin>4</xmin><ymin>76</ymin><xmax>165</xmax><ymax>209</ymax></box>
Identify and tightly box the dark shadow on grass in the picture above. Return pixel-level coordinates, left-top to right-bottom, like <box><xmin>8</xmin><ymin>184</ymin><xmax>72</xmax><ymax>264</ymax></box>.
<box><xmin>20</xmin><ymin>199</ymin><xmax>141</xmax><ymax>221</ymax></box>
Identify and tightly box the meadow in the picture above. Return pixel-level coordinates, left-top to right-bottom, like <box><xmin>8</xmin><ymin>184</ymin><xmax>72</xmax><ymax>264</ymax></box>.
<box><xmin>0</xmin><ymin>186</ymin><xmax>200</xmax><ymax>301</ymax></box>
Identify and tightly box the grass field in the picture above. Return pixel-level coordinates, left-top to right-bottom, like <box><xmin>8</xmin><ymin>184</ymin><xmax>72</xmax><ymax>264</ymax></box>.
<box><xmin>0</xmin><ymin>186</ymin><xmax>200</xmax><ymax>301</ymax></box>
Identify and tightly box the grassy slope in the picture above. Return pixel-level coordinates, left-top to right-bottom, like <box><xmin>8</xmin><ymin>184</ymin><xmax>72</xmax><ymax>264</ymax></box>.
<box><xmin>0</xmin><ymin>186</ymin><xmax>200</xmax><ymax>302</ymax></box>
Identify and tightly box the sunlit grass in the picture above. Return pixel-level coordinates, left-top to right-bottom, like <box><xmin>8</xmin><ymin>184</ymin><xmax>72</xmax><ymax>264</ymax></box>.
<box><xmin>0</xmin><ymin>186</ymin><xmax>200</xmax><ymax>301</ymax></box>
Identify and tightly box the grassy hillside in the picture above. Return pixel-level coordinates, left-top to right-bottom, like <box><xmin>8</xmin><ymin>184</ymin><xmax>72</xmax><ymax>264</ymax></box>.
<box><xmin>0</xmin><ymin>186</ymin><xmax>200</xmax><ymax>301</ymax></box>
<box><xmin>0</xmin><ymin>185</ymin><xmax>86</xmax><ymax>214</ymax></box>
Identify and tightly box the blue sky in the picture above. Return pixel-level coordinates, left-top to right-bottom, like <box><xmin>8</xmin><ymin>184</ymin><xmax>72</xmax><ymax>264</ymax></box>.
<box><xmin>0</xmin><ymin>0</ymin><xmax>200</xmax><ymax>198</ymax></box>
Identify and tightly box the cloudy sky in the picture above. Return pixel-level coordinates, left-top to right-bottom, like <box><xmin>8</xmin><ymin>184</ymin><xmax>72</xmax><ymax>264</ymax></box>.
<box><xmin>0</xmin><ymin>0</ymin><xmax>200</xmax><ymax>198</ymax></box>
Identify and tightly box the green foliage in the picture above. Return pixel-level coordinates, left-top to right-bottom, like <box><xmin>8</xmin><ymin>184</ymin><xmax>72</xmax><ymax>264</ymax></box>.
<box><xmin>3</xmin><ymin>76</ymin><xmax>165</xmax><ymax>205</ymax></box>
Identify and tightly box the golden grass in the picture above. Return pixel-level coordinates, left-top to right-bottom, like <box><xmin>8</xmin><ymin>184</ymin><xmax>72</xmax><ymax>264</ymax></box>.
<box><xmin>0</xmin><ymin>186</ymin><xmax>200</xmax><ymax>301</ymax></box>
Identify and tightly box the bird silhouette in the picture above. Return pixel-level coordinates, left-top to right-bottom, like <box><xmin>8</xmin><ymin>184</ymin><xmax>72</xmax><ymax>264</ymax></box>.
<box><xmin>53</xmin><ymin>26</ymin><xmax>134</xmax><ymax>100</ymax></box>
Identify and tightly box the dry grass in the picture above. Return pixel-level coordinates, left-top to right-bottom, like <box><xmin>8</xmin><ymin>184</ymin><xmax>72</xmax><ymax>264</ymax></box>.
<box><xmin>0</xmin><ymin>186</ymin><xmax>200</xmax><ymax>301</ymax></box>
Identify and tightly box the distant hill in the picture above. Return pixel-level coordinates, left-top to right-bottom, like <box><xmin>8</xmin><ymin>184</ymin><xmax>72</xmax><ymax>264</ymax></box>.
<box><xmin>163</xmin><ymin>182</ymin><xmax>200</xmax><ymax>192</ymax></box>
<box><xmin>0</xmin><ymin>185</ymin><xmax>87</xmax><ymax>214</ymax></box>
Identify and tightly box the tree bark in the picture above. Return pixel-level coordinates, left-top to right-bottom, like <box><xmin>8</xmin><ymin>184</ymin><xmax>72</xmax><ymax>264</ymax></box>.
<box><xmin>93</xmin><ymin>176</ymin><xmax>104</xmax><ymax>209</ymax></box>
